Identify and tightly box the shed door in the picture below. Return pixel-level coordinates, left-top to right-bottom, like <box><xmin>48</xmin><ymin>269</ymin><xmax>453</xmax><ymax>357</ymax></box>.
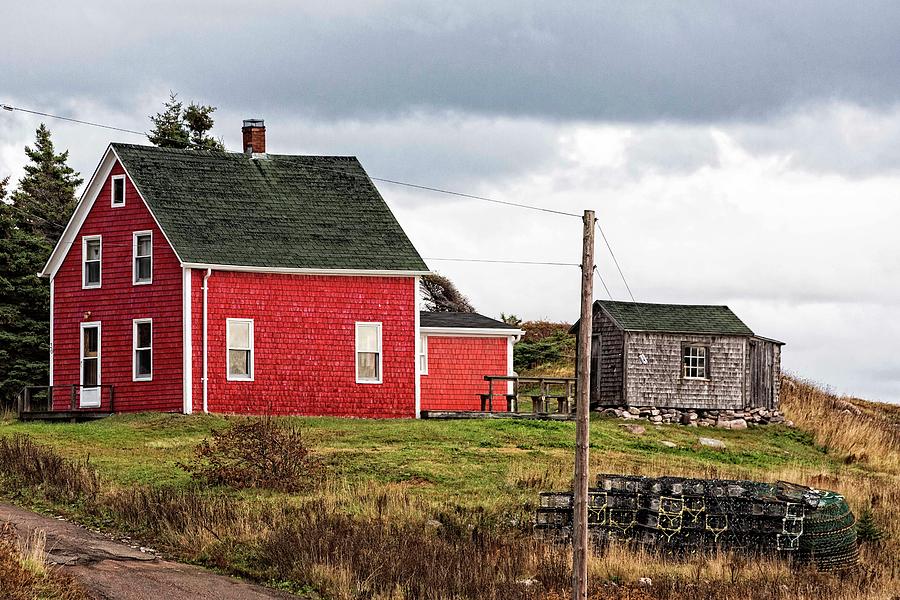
<box><xmin>748</xmin><ymin>340</ymin><xmax>774</xmax><ymax>410</ymax></box>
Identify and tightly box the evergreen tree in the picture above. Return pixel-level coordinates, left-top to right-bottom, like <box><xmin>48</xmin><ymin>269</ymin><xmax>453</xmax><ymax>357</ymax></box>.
<box><xmin>0</xmin><ymin>176</ymin><xmax>52</xmax><ymax>407</ymax></box>
<box><xmin>148</xmin><ymin>92</ymin><xmax>225</xmax><ymax>151</ymax></box>
<box><xmin>10</xmin><ymin>125</ymin><xmax>83</xmax><ymax>246</ymax></box>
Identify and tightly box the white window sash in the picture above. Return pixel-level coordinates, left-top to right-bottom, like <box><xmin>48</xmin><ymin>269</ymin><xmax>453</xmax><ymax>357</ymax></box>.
<box><xmin>419</xmin><ymin>333</ymin><xmax>428</xmax><ymax>375</ymax></box>
<box><xmin>133</xmin><ymin>318</ymin><xmax>152</xmax><ymax>381</ymax></box>
<box><xmin>111</xmin><ymin>174</ymin><xmax>126</xmax><ymax>207</ymax></box>
<box><xmin>132</xmin><ymin>230</ymin><xmax>153</xmax><ymax>285</ymax></box>
<box><xmin>82</xmin><ymin>235</ymin><xmax>102</xmax><ymax>289</ymax></box>
<box><xmin>355</xmin><ymin>322</ymin><xmax>383</xmax><ymax>384</ymax></box>
<box><xmin>226</xmin><ymin>318</ymin><xmax>254</xmax><ymax>381</ymax></box>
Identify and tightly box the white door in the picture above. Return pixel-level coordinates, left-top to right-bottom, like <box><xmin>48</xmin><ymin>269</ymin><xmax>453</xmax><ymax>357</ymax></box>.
<box><xmin>80</xmin><ymin>322</ymin><xmax>101</xmax><ymax>408</ymax></box>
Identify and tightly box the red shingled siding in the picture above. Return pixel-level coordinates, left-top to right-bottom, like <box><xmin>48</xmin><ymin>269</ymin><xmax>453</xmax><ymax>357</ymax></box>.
<box><xmin>52</xmin><ymin>161</ymin><xmax>183</xmax><ymax>412</ymax></box>
<box><xmin>420</xmin><ymin>336</ymin><xmax>510</xmax><ymax>411</ymax></box>
<box><xmin>191</xmin><ymin>271</ymin><xmax>416</xmax><ymax>417</ymax></box>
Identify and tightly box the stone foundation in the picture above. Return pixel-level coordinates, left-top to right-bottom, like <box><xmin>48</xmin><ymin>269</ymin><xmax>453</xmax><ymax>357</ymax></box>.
<box><xmin>598</xmin><ymin>406</ymin><xmax>792</xmax><ymax>429</ymax></box>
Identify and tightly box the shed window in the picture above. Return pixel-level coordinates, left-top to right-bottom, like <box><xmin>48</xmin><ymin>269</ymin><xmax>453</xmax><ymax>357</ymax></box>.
<box><xmin>356</xmin><ymin>322</ymin><xmax>382</xmax><ymax>383</ymax></box>
<box><xmin>82</xmin><ymin>236</ymin><xmax>101</xmax><ymax>288</ymax></box>
<box><xmin>133</xmin><ymin>231</ymin><xmax>153</xmax><ymax>284</ymax></box>
<box><xmin>133</xmin><ymin>319</ymin><xmax>152</xmax><ymax>381</ymax></box>
<box><xmin>682</xmin><ymin>345</ymin><xmax>708</xmax><ymax>379</ymax></box>
<box><xmin>111</xmin><ymin>175</ymin><xmax>125</xmax><ymax>206</ymax></box>
<box><xmin>227</xmin><ymin>319</ymin><xmax>254</xmax><ymax>380</ymax></box>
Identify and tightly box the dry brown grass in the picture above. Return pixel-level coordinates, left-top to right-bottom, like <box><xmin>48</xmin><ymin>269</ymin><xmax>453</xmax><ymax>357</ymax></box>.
<box><xmin>0</xmin><ymin>523</ymin><xmax>90</xmax><ymax>600</ymax></box>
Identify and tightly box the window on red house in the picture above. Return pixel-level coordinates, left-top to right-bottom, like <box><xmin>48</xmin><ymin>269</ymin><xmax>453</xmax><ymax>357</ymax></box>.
<box><xmin>133</xmin><ymin>232</ymin><xmax>152</xmax><ymax>284</ymax></box>
<box><xmin>227</xmin><ymin>319</ymin><xmax>254</xmax><ymax>381</ymax></box>
<box><xmin>356</xmin><ymin>322</ymin><xmax>382</xmax><ymax>383</ymax></box>
<box><xmin>133</xmin><ymin>319</ymin><xmax>152</xmax><ymax>381</ymax></box>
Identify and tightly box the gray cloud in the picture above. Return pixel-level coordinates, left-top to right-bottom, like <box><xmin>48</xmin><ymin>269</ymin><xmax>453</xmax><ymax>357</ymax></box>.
<box><xmin>6</xmin><ymin>1</ymin><xmax>900</xmax><ymax>123</ymax></box>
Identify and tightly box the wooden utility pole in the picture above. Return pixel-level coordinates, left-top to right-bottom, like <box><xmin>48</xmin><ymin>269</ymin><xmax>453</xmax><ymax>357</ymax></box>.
<box><xmin>573</xmin><ymin>209</ymin><xmax>595</xmax><ymax>600</ymax></box>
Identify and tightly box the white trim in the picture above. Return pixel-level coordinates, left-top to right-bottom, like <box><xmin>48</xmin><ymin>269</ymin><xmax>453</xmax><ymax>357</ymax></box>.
<box><xmin>132</xmin><ymin>230</ymin><xmax>153</xmax><ymax>285</ymax></box>
<box><xmin>226</xmin><ymin>318</ymin><xmax>254</xmax><ymax>381</ymax></box>
<box><xmin>132</xmin><ymin>318</ymin><xmax>153</xmax><ymax>382</ymax></box>
<box><xmin>182</xmin><ymin>268</ymin><xmax>192</xmax><ymax>414</ymax></box>
<box><xmin>507</xmin><ymin>336</ymin><xmax>516</xmax><ymax>395</ymax></box>
<box><xmin>419</xmin><ymin>333</ymin><xmax>428</xmax><ymax>375</ymax></box>
<box><xmin>355</xmin><ymin>321</ymin><xmax>383</xmax><ymax>384</ymax></box>
<box><xmin>81</xmin><ymin>235</ymin><xmax>102</xmax><ymax>289</ymax></box>
<box><xmin>419</xmin><ymin>326</ymin><xmax>525</xmax><ymax>337</ymax></box>
<box><xmin>49</xmin><ymin>277</ymin><xmax>54</xmax><ymax>386</ymax></box>
<box><xmin>182</xmin><ymin>262</ymin><xmax>430</xmax><ymax>277</ymax></box>
<box><xmin>202</xmin><ymin>269</ymin><xmax>211</xmax><ymax>412</ymax></box>
<box><xmin>41</xmin><ymin>146</ymin><xmax>184</xmax><ymax>279</ymax></box>
<box><xmin>414</xmin><ymin>277</ymin><xmax>421</xmax><ymax>417</ymax></box>
<box><xmin>79</xmin><ymin>321</ymin><xmax>101</xmax><ymax>408</ymax></box>
<box><xmin>110</xmin><ymin>174</ymin><xmax>126</xmax><ymax>207</ymax></box>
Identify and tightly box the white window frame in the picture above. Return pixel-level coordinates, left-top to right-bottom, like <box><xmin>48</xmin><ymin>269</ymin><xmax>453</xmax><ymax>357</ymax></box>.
<box><xmin>82</xmin><ymin>235</ymin><xmax>102</xmax><ymax>289</ymax></box>
<box><xmin>133</xmin><ymin>230</ymin><xmax>153</xmax><ymax>285</ymax></box>
<box><xmin>682</xmin><ymin>345</ymin><xmax>709</xmax><ymax>380</ymax></box>
<box><xmin>111</xmin><ymin>174</ymin><xmax>126</xmax><ymax>207</ymax></box>
<box><xmin>419</xmin><ymin>333</ymin><xmax>428</xmax><ymax>375</ymax></box>
<box><xmin>133</xmin><ymin>318</ymin><xmax>153</xmax><ymax>382</ymax></box>
<box><xmin>355</xmin><ymin>322</ymin><xmax>383</xmax><ymax>384</ymax></box>
<box><xmin>226</xmin><ymin>318</ymin><xmax>254</xmax><ymax>381</ymax></box>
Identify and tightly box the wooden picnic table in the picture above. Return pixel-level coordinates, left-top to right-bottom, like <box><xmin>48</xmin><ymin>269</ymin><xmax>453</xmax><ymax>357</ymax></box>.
<box><xmin>482</xmin><ymin>376</ymin><xmax>576</xmax><ymax>415</ymax></box>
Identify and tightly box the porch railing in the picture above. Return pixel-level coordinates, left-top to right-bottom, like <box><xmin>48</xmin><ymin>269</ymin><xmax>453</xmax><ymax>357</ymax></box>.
<box><xmin>16</xmin><ymin>385</ymin><xmax>116</xmax><ymax>415</ymax></box>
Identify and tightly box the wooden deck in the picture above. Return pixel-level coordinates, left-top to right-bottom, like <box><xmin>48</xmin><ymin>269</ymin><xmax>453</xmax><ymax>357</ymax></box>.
<box><xmin>18</xmin><ymin>410</ymin><xmax>114</xmax><ymax>422</ymax></box>
<box><xmin>420</xmin><ymin>410</ymin><xmax>575</xmax><ymax>421</ymax></box>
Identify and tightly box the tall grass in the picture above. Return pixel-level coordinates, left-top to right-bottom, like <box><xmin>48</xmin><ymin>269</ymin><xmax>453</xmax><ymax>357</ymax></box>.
<box><xmin>781</xmin><ymin>376</ymin><xmax>900</xmax><ymax>473</ymax></box>
<box><xmin>0</xmin><ymin>522</ymin><xmax>89</xmax><ymax>600</ymax></box>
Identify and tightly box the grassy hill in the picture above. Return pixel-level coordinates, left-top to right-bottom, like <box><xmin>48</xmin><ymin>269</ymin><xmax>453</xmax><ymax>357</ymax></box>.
<box><xmin>0</xmin><ymin>377</ymin><xmax>898</xmax><ymax>599</ymax></box>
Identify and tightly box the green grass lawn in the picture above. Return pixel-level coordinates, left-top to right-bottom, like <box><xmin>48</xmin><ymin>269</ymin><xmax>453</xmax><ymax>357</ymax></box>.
<box><xmin>0</xmin><ymin>412</ymin><xmax>843</xmax><ymax>512</ymax></box>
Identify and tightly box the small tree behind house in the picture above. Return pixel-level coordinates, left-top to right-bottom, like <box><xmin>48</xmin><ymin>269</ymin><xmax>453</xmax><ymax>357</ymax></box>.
<box><xmin>148</xmin><ymin>92</ymin><xmax>225</xmax><ymax>151</ymax></box>
<box><xmin>420</xmin><ymin>273</ymin><xmax>475</xmax><ymax>313</ymax></box>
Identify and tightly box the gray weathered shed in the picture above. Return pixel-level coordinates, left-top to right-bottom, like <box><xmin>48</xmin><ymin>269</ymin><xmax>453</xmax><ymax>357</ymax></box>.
<box><xmin>573</xmin><ymin>301</ymin><xmax>784</xmax><ymax>411</ymax></box>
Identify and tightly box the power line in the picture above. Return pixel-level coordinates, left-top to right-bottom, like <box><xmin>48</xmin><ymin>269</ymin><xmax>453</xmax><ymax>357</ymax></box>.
<box><xmin>592</xmin><ymin>266</ymin><xmax>613</xmax><ymax>300</ymax></box>
<box><xmin>595</xmin><ymin>221</ymin><xmax>637</xmax><ymax>303</ymax></box>
<box><xmin>2</xmin><ymin>102</ymin><xmax>582</xmax><ymax>219</ymax></box>
<box><xmin>424</xmin><ymin>257</ymin><xmax>580</xmax><ymax>267</ymax></box>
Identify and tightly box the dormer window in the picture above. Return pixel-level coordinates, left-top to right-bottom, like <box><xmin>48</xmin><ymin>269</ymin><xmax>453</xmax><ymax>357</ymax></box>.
<box><xmin>111</xmin><ymin>175</ymin><xmax>125</xmax><ymax>207</ymax></box>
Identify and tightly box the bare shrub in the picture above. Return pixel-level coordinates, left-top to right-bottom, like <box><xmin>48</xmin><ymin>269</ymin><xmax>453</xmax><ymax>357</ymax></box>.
<box><xmin>180</xmin><ymin>418</ymin><xmax>323</xmax><ymax>492</ymax></box>
<box><xmin>0</xmin><ymin>434</ymin><xmax>100</xmax><ymax>502</ymax></box>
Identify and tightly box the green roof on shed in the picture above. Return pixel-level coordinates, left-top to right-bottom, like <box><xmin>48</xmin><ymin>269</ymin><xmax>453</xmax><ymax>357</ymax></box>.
<box><xmin>596</xmin><ymin>300</ymin><xmax>754</xmax><ymax>336</ymax></box>
<box><xmin>112</xmin><ymin>143</ymin><xmax>427</xmax><ymax>271</ymax></box>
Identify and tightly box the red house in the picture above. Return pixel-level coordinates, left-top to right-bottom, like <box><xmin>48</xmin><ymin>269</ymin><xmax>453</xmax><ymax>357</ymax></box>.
<box><xmin>39</xmin><ymin>120</ymin><xmax>522</xmax><ymax>418</ymax></box>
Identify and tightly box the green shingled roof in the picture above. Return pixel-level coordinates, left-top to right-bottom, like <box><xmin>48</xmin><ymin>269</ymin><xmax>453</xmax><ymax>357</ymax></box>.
<box><xmin>597</xmin><ymin>300</ymin><xmax>754</xmax><ymax>335</ymax></box>
<box><xmin>112</xmin><ymin>143</ymin><xmax>428</xmax><ymax>271</ymax></box>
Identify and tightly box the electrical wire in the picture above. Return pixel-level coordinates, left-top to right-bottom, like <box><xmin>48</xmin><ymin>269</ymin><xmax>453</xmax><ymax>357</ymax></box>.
<box><xmin>593</xmin><ymin>266</ymin><xmax>613</xmax><ymax>300</ymax></box>
<box><xmin>595</xmin><ymin>221</ymin><xmax>637</xmax><ymax>303</ymax></box>
<box><xmin>2</xmin><ymin>102</ymin><xmax>582</xmax><ymax>219</ymax></box>
<box><xmin>423</xmin><ymin>257</ymin><xmax>580</xmax><ymax>267</ymax></box>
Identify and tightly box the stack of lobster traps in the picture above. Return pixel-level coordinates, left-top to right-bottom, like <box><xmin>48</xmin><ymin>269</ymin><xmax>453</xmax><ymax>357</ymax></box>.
<box><xmin>535</xmin><ymin>474</ymin><xmax>858</xmax><ymax>570</ymax></box>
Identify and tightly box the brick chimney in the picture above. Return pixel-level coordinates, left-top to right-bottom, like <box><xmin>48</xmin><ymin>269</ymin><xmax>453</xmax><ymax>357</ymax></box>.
<box><xmin>241</xmin><ymin>119</ymin><xmax>266</xmax><ymax>154</ymax></box>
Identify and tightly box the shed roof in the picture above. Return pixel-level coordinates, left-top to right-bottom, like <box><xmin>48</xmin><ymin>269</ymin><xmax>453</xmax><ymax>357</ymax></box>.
<box><xmin>112</xmin><ymin>143</ymin><xmax>428</xmax><ymax>272</ymax></box>
<box><xmin>420</xmin><ymin>312</ymin><xmax>516</xmax><ymax>330</ymax></box>
<box><xmin>572</xmin><ymin>300</ymin><xmax>758</xmax><ymax>336</ymax></box>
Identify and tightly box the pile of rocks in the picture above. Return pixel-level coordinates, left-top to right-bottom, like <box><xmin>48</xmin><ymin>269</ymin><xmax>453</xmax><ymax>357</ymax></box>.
<box><xmin>598</xmin><ymin>406</ymin><xmax>792</xmax><ymax>429</ymax></box>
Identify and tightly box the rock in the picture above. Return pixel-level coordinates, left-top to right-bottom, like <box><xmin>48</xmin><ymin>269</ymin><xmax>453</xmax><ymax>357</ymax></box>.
<box><xmin>638</xmin><ymin>577</ymin><xmax>653</xmax><ymax>586</ymax></box>
<box><xmin>728</xmin><ymin>418</ymin><xmax>748</xmax><ymax>430</ymax></box>
<box><xmin>649</xmin><ymin>415</ymin><xmax>663</xmax><ymax>423</ymax></box>
<box><xmin>602</xmin><ymin>408</ymin><xmax>619</xmax><ymax>417</ymax></box>
<box><xmin>621</xmin><ymin>411</ymin><xmax>640</xmax><ymax>420</ymax></box>
<box><xmin>699</xmin><ymin>437</ymin><xmax>727</xmax><ymax>449</ymax></box>
<box><xmin>627</xmin><ymin>407</ymin><xmax>641</xmax><ymax>416</ymax></box>
<box><xmin>622</xmin><ymin>424</ymin><xmax>646</xmax><ymax>435</ymax></box>
<box><xmin>650</xmin><ymin>409</ymin><xmax>661</xmax><ymax>417</ymax></box>
<box><xmin>660</xmin><ymin>441</ymin><xmax>677</xmax><ymax>448</ymax></box>
<box><xmin>425</xmin><ymin>519</ymin><xmax>443</xmax><ymax>530</ymax></box>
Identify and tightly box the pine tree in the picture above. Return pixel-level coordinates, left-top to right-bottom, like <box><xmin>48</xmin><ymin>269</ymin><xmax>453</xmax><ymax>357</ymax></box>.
<box><xmin>148</xmin><ymin>92</ymin><xmax>224</xmax><ymax>151</ymax></box>
<box><xmin>10</xmin><ymin>125</ymin><xmax>83</xmax><ymax>246</ymax></box>
<box><xmin>0</xmin><ymin>176</ymin><xmax>53</xmax><ymax>407</ymax></box>
<box><xmin>856</xmin><ymin>507</ymin><xmax>886</xmax><ymax>544</ymax></box>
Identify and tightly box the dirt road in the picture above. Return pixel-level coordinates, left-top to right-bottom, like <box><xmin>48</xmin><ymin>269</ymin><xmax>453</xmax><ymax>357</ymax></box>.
<box><xmin>0</xmin><ymin>502</ymin><xmax>295</xmax><ymax>599</ymax></box>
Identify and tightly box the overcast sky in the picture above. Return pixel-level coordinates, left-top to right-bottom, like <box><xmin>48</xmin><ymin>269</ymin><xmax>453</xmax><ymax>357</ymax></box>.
<box><xmin>2</xmin><ymin>2</ymin><xmax>899</xmax><ymax>402</ymax></box>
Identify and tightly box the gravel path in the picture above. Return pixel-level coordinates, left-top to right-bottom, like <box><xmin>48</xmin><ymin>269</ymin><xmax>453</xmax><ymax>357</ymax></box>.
<box><xmin>0</xmin><ymin>502</ymin><xmax>295</xmax><ymax>599</ymax></box>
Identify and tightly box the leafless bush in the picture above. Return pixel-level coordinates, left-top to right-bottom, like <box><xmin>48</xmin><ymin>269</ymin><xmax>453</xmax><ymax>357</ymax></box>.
<box><xmin>0</xmin><ymin>435</ymin><xmax>99</xmax><ymax>502</ymax></box>
<box><xmin>180</xmin><ymin>418</ymin><xmax>324</xmax><ymax>492</ymax></box>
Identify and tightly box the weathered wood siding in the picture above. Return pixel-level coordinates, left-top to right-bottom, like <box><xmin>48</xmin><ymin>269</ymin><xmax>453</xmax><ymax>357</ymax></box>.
<box><xmin>592</xmin><ymin>309</ymin><xmax>625</xmax><ymax>406</ymax></box>
<box><xmin>746</xmin><ymin>338</ymin><xmax>782</xmax><ymax>409</ymax></box>
<box><xmin>623</xmin><ymin>333</ymin><xmax>747</xmax><ymax>410</ymax></box>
